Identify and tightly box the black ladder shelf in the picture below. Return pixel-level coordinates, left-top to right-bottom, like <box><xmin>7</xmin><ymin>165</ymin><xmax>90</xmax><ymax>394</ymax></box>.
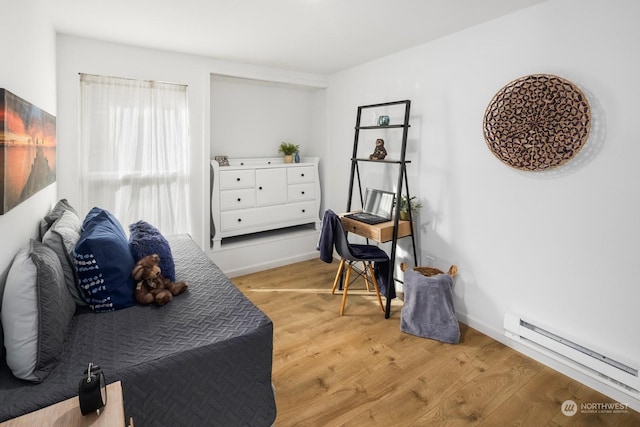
<box><xmin>346</xmin><ymin>100</ymin><xmax>418</xmax><ymax>319</ymax></box>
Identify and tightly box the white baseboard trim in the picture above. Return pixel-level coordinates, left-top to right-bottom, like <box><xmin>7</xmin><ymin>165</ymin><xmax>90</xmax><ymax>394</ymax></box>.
<box><xmin>225</xmin><ymin>251</ymin><xmax>319</xmax><ymax>278</ymax></box>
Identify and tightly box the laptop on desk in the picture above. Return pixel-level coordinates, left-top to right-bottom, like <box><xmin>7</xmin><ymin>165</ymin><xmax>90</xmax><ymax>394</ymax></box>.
<box><xmin>344</xmin><ymin>188</ymin><xmax>395</xmax><ymax>225</ymax></box>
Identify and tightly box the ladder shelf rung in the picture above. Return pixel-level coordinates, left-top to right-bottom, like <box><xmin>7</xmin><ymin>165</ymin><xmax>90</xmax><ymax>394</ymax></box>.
<box><xmin>358</xmin><ymin>100</ymin><xmax>411</xmax><ymax>109</ymax></box>
<box><xmin>356</xmin><ymin>124</ymin><xmax>408</xmax><ymax>130</ymax></box>
<box><xmin>351</xmin><ymin>158</ymin><xmax>411</xmax><ymax>164</ymax></box>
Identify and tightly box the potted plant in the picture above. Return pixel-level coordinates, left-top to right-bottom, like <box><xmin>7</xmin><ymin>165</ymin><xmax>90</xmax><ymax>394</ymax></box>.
<box><xmin>398</xmin><ymin>195</ymin><xmax>422</xmax><ymax>220</ymax></box>
<box><xmin>278</xmin><ymin>142</ymin><xmax>300</xmax><ymax>163</ymax></box>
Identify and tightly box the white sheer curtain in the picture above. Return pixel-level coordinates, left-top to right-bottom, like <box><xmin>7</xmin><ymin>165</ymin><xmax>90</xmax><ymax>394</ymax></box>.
<box><xmin>79</xmin><ymin>74</ymin><xmax>191</xmax><ymax>234</ymax></box>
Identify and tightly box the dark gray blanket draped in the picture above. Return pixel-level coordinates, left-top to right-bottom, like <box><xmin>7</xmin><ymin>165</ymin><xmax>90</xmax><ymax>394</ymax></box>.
<box><xmin>400</xmin><ymin>269</ymin><xmax>459</xmax><ymax>344</ymax></box>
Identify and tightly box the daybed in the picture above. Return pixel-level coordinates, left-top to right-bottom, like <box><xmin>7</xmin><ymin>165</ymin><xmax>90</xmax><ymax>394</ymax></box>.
<box><xmin>0</xmin><ymin>204</ymin><xmax>276</xmax><ymax>426</ymax></box>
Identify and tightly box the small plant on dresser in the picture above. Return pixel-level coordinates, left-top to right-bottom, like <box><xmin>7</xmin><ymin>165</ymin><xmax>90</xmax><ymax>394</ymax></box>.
<box><xmin>278</xmin><ymin>142</ymin><xmax>300</xmax><ymax>163</ymax></box>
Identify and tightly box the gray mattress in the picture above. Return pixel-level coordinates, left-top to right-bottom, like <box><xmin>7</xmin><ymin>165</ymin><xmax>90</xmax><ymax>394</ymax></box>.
<box><xmin>0</xmin><ymin>234</ymin><xmax>276</xmax><ymax>426</ymax></box>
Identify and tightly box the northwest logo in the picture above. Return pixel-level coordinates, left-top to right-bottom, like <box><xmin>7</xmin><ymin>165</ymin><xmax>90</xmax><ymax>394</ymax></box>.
<box><xmin>561</xmin><ymin>400</ymin><xmax>578</xmax><ymax>416</ymax></box>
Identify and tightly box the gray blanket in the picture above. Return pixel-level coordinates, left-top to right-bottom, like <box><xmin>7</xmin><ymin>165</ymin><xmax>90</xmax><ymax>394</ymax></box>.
<box><xmin>400</xmin><ymin>269</ymin><xmax>459</xmax><ymax>344</ymax></box>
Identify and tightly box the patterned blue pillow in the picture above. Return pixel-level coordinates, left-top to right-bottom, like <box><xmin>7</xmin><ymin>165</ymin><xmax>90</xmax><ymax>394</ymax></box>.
<box><xmin>74</xmin><ymin>208</ymin><xmax>136</xmax><ymax>312</ymax></box>
<box><xmin>128</xmin><ymin>220</ymin><xmax>175</xmax><ymax>282</ymax></box>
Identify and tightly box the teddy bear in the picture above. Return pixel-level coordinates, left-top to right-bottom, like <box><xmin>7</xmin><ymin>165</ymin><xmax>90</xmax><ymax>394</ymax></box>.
<box><xmin>369</xmin><ymin>138</ymin><xmax>387</xmax><ymax>160</ymax></box>
<box><xmin>132</xmin><ymin>254</ymin><xmax>188</xmax><ymax>306</ymax></box>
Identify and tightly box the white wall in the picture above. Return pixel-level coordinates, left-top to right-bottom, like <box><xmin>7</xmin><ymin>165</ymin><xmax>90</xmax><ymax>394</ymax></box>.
<box><xmin>326</xmin><ymin>0</ymin><xmax>640</xmax><ymax>407</ymax></box>
<box><xmin>0</xmin><ymin>0</ymin><xmax>57</xmax><ymax>280</ymax></box>
<box><xmin>210</xmin><ymin>76</ymin><xmax>325</xmax><ymax>159</ymax></box>
<box><xmin>56</xmin><ymin>36</ymin><xmax>327</xmax><ymax>251</ymax></box>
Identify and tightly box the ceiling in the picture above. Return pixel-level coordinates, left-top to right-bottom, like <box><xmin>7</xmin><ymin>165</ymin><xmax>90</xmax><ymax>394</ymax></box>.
<box><xmin>48</xmin><ymin>0</ymin><xmax>547</xmax><ymax>75</ymax></box>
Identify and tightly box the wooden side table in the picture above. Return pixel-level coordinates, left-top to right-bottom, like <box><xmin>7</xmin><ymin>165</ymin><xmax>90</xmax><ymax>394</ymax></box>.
<box><xmin>0</xmin><ymin>381</ymin><xmax>129</xmax><ymax>427</ymax></box>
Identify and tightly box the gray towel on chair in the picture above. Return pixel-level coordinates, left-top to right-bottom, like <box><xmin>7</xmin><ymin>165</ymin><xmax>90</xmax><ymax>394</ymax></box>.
<box><xmin>400</xmin><ymin>270</ymin><xmax>459</xmax><ymax>344</ymax></box>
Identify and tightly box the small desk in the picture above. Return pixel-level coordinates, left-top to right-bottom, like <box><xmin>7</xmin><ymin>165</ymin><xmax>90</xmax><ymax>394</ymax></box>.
<box><xmin>0</xmin><ymin>381</ymin><xmax>126</xmax><ymax>427</ymax></box>
<box><xmin>340</xmin><ymin>213</ymin><xmax>412</xmax><ymax>243</ymax></box>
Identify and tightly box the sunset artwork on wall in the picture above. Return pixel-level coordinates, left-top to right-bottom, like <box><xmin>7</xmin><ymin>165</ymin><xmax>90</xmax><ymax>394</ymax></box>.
<box><xmin>0</xmin><ymin>89</ymin><xmax>56</xmax><ymax>214</ymax></box>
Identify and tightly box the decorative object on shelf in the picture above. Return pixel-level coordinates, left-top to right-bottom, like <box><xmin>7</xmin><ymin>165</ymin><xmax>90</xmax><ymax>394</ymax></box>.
<box><xmin>368</xmin><ymin>138</ymin><xmax>387</xmax><ymax>160</ymax></box>
<box><xmin>294</xmin><ymin>151</ymin><xmax>301</xmax><ymax>163</ymax></box>
<box><xmin>278</xmin><ymin>142</ymin><xmax>300</xmax><ymax>164</ymax></box>
<box><xmin>397</xmin><ymin>194</ymin><xmax>422</xmax><ymax>220</ymax></box>
<box><xmin>483</xmin><ymin>74</ymin><xmax>591</xmax><ymax>171</ymax></box>
<box><xmin>0</xmin><ymin>88</ymin><xmax>57</xmax><ymax>215</ymax></box>
<box><xmin>377</xmin><ymin>115</ymin><xmax>390</xmax><ymax>126</ymax></box>
<box><xmin>214</xmin><ymin>155</ymin><xmax>229</xmax><ymax>166</ymax></box>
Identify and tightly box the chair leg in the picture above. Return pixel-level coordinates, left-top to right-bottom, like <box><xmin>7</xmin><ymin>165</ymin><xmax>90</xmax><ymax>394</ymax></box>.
<box><xmin>367</xmin><ymin>263</ymin><xmax>385</xmax><ymax>312</ymax></box>
<box><xmin>339</xmin><ymin>263</ymin><xmax>352</xmax><ymax>316</ymax></box>
<box><xmin>331</xmin><ymin>258</ymin><xmax>346</xmax><ymax>295</ymax></box>
<box><xmin>362</xmin><ymin>261</ymin><xmax>371</xmax><ymax>292</ymax></box>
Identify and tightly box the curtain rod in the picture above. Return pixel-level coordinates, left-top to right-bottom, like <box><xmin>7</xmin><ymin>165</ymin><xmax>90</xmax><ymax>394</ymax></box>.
<box><xmin>79</xmin><ymin>72</ymin><xmax>188</xmax><ymax>88</ymax></box>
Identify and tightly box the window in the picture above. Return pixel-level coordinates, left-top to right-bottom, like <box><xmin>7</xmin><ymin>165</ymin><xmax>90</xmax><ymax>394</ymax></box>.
<box><xmin>79</xmin><ymin>74</ymin><xmax>191</xmax><ymax>234</ymax></box>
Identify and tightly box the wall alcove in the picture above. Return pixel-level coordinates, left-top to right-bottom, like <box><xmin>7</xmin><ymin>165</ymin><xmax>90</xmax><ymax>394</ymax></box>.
<box><xmin>208</xmin><ymin>74</ymin><xmax>327</xmax><ymax>276</ymax></box>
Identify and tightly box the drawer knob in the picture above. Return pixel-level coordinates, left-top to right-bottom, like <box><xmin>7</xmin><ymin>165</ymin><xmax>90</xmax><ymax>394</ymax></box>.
<box><xmin>237</xmin><ymin>198</ymin><xmax>241</xmax><ymax>202</ymax></box>
<box><xmin>301</xmin><ymin>191</ymin><xmax>305</xmax><ymax>195</ymax></box>
<box><xmin>302</xmin><ymin>209</ymin><xmax>306</xmax><ymax>213</ymax></box>
<box><xmin>259</xmin><ymin>186</ymin><xmax>263</xmax><ymax>190</ymax></box>
<box><xmin>237</xmin><ymin>218</ymin><xmax>242</xmax><ymax>222</ymax></box>
<box><xmin>301</xmin><ymin>173</ymin><xmax>305</xmax><ymax>177</ymax></box>
<box><xmin>236</xmin><ymin>177</ymin><xmax>241</xmax><ymax>181</ymax></box>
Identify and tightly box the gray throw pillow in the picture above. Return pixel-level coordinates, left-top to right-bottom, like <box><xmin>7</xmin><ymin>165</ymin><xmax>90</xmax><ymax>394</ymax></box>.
<box><xmin>1</xmin><ymin>240</ymin><xmax>76</xmax><ymax>382</ymax></box>
<box><xmin>39</xmin><ymin>199</ymin><xmax>78</xmax><ymax>240</ymax></box>
<box><xmin>42</xmin><ymin>210</ymin><xmax>86</xmax><ymax>305</ymax></box>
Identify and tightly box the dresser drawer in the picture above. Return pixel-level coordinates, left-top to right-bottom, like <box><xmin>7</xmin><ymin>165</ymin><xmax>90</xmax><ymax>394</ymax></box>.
<box><xmin>341</xmin><ymin>216</ymin><xmax>380</xmax><ymax>240</ymax></box>
<box><xmin>284</xmin><ymin>201</ymin><xmax>317</xmax><ymax>221</ymax></box>
<box><xmin>220</xmin><ymin>189</ymin><xmax>255</xmax><ymax>211</ymax></box>
<box><xmin>340</xmin><ymin>215</ymin><xmax>412</xmax><ymax>243</ymax></box>
<box><xmin>287</xmin><ymin>166</ymin><xmax>315</xmax><ymax>184</ymax></box>
<box><xmin>219</xmin><ymin>170</ymin><xmax>255</xmax><ymax>190</ymax></box>
<box><xmin>287</xmin><ymin>183</ymin><xmax>315</xmax><ymax>202</ymax></box>
<box><xmin>221</xmin><ymin>201</ymin><xmax>316</xmax><ymax>232</ymax></box>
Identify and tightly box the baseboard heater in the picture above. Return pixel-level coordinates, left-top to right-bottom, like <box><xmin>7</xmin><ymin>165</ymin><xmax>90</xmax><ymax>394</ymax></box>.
<box><xmin>504</xmin><ymin>312</ymin><xmax>639</xmax><ymax>397</ymax></box>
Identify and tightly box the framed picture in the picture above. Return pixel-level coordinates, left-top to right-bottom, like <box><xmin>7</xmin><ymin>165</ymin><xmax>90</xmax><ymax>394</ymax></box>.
<box><xmin>0</xmin><ymin>89</ymin><xmax>56</xmax><ymax>214</ymax></box>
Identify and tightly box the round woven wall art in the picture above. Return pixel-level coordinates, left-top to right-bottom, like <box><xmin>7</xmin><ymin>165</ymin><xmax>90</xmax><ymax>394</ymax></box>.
<box><xmin>483</xmin><ymin>74</ymin><xmax>591</xmax><ymax>171</ymax></box>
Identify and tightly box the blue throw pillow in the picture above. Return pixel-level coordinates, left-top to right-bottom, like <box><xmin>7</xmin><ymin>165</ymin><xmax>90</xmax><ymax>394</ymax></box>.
<box><xmin>129</xmin><ymin>220</ymin><xmax>176</xmax><ymax>281</ymax></box>
<box><xmin>73</xmin><ymin>208</ymin><xmax>136</xmax><ymax>312</ymax></box>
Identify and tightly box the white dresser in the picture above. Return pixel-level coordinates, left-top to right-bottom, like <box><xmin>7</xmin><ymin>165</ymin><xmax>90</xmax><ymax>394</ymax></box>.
<box><xmin>210</xmin><ymin>157</ymin><xmax>321</xmax><ymax>249</ymax></box>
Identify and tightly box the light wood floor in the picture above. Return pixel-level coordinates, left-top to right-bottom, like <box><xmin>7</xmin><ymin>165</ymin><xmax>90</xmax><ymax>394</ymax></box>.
<box><xmin>232</xmin><ymin>258</ymin><xmax>640</xmax><ymax>426</ymax></box>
